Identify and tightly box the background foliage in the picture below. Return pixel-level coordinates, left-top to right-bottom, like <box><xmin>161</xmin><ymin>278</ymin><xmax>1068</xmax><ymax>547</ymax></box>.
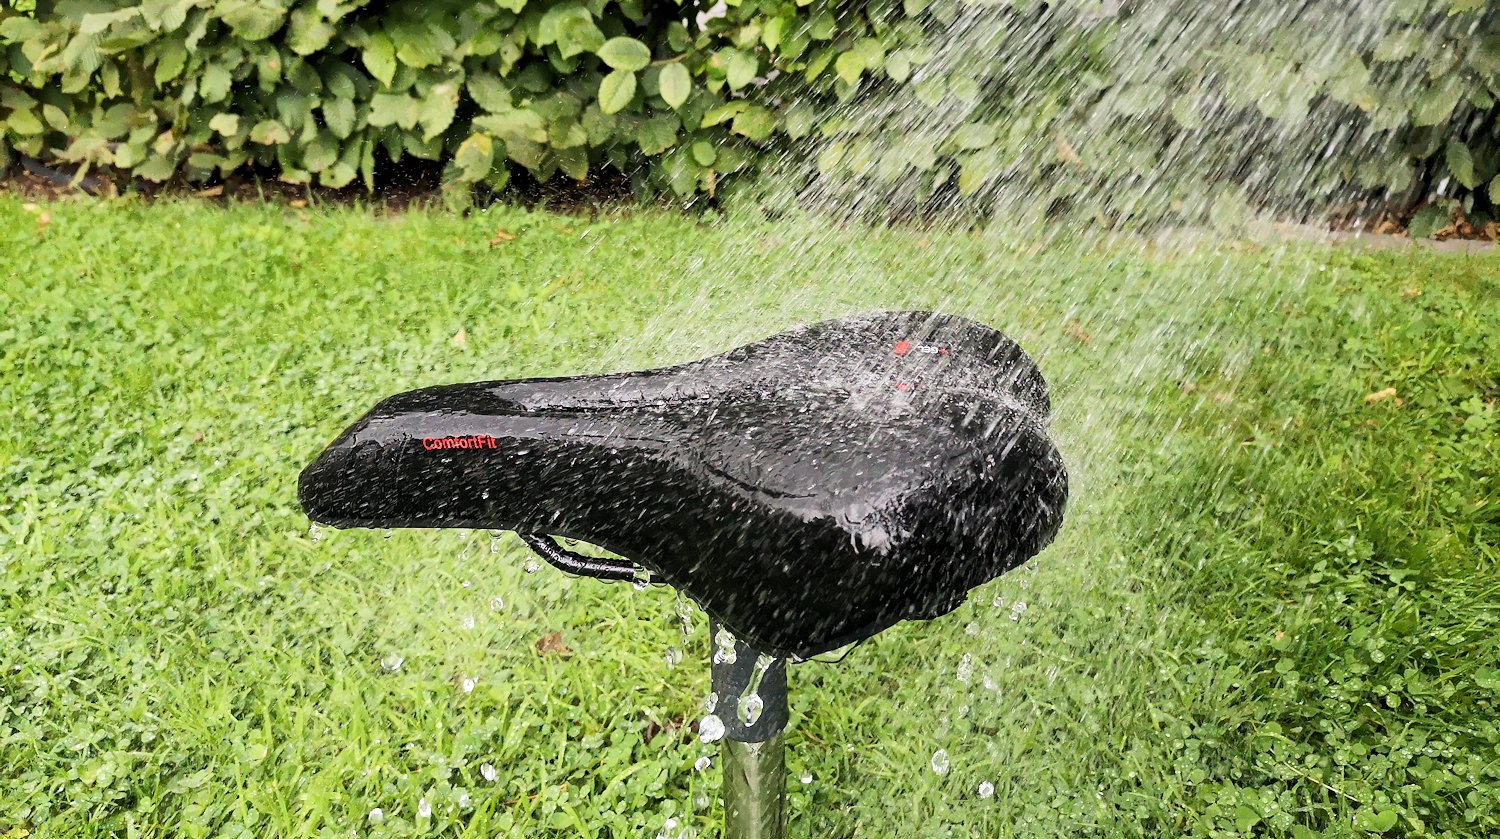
<box><xmin>0</xmin><ymin>0</ymin><xmax>1498</xmax><ymax>225</ymax></box>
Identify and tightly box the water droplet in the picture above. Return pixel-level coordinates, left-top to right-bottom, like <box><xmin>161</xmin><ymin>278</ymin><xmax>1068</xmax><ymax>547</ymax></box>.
<box><xmin>930</xmin><ymin>748</ymin><xmax>950</xmax><ymax>775</ymax></box>
<box><xmin>675</xmin><ymin>592</ymin><xmax>694</xmax><ymax>638</ymax></box>
<box><xmin>367</xmin><ymin>807</ymin><xmax>384</xmax><ymax>824</ymax></box>
<box><xmin>457</xmin><ymin>791</ymin><xmax>472</xmax><ymax>810</ymax></box>
<box><xmin>737</xmin><ymin>693</ymin><xmax>764</xmax><ymax>727</ymax></box>
<box><xmin>489</xmin><ymin>595</ymin><xmax>505</xmax><ymax>611</ymax></box>
<box><xmin>633</xmin><ymin>567</ymin><xmax>653</xmax><ymax>589</ymax></box>
<box><xmin>699</xmin><ymin>714</ymin><xmax>726</xmax><ymax>743</ymax></box>
<box><xmin>461</xmin><ymin>579</ymin><xmax>471</xmax><ymax>588</ymax></box>
<box><xmin>461</xmin><ymin>676</ymin><xmax>477</xmax><ymax>693</ymax></box>
<box><xmin>490</xmin><ymin>532</ymin><xmax>503</xmax><ymax>554</ymax></box>
<box><xmin>480</xmin><ymin>763</ymin><xmax>498</xmax><ymax>782</ymax></box>
<box><xmin>380</xmin><ymin>653</ymin><xmax>404</xmax><ymax>672</ymax></box>
<box><xmin>694</xmin><ymin>755</ymin><xmax>712</xmax><ymax>771</ymax></box>
<box><xmin>704</xmin><ymin>692</ymin><xmax>719</xmax><ymax>713</ymax></box>
<box><xmin>461</xmin><ymin>614</ymin><xmax>477</xmax><ymax>630</ymax></box>
<box><xmin>1008</xmin><ymin>601</ymin><xmax>1028</xmax><ymax>622</ymax></box>
<box><xmin>308</xmin><ymin>523</ymin><xmax>323</xmax><ymax>543</ymax></box>
<box><xmin>417</xmin><ymin>797</ymin><xmax>432</xmax><ymax>819</ymax></box>
<box><xmin>665</xmin><ymin>646</ymin><xmax>683</xmax><ymax>668</ymax></box>
<box><xmin>964</xmin><ymin>622</ymin><xmax>980</xmax><ymax>636</ymax></box>
<box><xmin>712</xmin><ymin>626</ymin><xmax>738</xmax><ymax>664</ymax></box>
<box><xmin>978</xmin><ymin>780</ymin><xmax>995</xmax><ymax>798</ymax></box>
<box><xmin>525</xmin><ymin>559</ymin><xmax>541</xmax><ymax>573</ymax></box>
<box><xmin>956</xmin><ymin>653</ymin><xmax>973</xmax><ymax>684</ymax></box>
<box><xmin>800</xmin><ymin>773</ymin><xmax>813</xmax><ymax>784</ymax></box>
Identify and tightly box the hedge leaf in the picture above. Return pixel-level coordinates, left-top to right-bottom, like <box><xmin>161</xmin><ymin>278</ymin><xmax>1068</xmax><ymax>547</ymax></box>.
<box><xmin>598</xmin><ymin>69</ymin><xmax>636</xmax><ymax>115</ymax></box>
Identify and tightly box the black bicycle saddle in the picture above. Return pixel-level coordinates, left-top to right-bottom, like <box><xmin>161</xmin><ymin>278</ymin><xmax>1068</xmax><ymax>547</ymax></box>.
<box><xmin>299</xmin><ymin>311</ymin><xmax>1067</xmax><ymax>659</ymax></box>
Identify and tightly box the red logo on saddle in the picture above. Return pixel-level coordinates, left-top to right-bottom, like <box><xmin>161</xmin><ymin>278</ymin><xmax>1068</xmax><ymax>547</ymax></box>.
<box><xmin>422</xmin><ymin>435</ymin><xmax>498</xmax><ymax>451</ymax></box>
<box><xmin>893</xmin><ymin>340</ymin><xmax>948</xmax><ymax>356</ymax></box>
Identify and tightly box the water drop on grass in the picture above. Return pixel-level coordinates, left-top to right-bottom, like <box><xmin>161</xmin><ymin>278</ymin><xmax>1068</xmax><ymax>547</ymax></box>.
<box><xmin>525</xmin><ymin>559</ymin><xmax>541</xmax><ymax>573</ymax></box>
<box><xmin>367</xmin><ymin>808</ymin><xmax>384</xmax><ymax>824</ymax></box>
<box><xmin>461</xmin><ymin>614</ymin><xmax>476</xmax><ymax>630</ymax></box>
<box><xmin>930</xmin><ymin>748</ymin><xmax>950</xmax><ymax>775</ymax></box>
<box><xmin>800</xmin><ymin>773</ymin><xmax>813</xmax><ymax>784</ymax></box>
<box><xmin>380</xmin><ymin>653</ymin><xmax>404</xmax><ymax>672</ymax></box>
<box><xmin>417</xmin><ymin>797</ymin><xmax>432</xmax><ymax>819</ymax></box>
<box><xmin>695</xmin><ymin>755</ymin><xmax>712</xmax><ymax>771</ymax></box>
<box><xmin>457</xmin><ymin>791</ymin><xmax>472</xmax><ymax>810</ymax></box>
<box><xmin>308</xmin><ymin>523</ymin><xmax>322</xmax><ymax>543</ymax></box>
<box><xmin>1008</xmin><ymin>601</ymin><xmax>1028</xmax><ymax>622</ymax></box>
<box><xmin>461</xmin><ymin>676</ymin><xmax>477</xmax><ymax>693</ymax></box>
<box><xmin>699</xmin><ymin>714</ymin><xmax>726</xmax><ymax>743</ymax></box>
<box><xmin>704</xmin><ymin>692</ymin><xmax>719</xmax><ymax>713</ymax></box>
<box><xmin>489</xmin><ymin>595</ymin><xmax>504</xmax><ymax>611</ymax></box>
<box><xmin>978</xmin><ymin>780</ymin><xmax>995</xmax><ymax>798</ymax></box>
<box><xmin>675</xmin><ymin>593</ymin><xmax>694</xmax><ymax>638</ymax></box>
<box><xmin>480</xmin><ymin>763</ymin><xmax>498</xmax><ymax>782</ymax></box>
<box><xmin>956</xmin><ymin>654</ymin><xmax>973</xmax><ymax>684</ymax></box>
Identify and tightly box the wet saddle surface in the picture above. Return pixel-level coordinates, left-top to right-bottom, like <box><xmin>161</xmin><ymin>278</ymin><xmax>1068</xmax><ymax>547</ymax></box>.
<box><xmin>299</xmin><ymin>311</ymin><xmax>1068</xmax><ymax>659</ymax></box>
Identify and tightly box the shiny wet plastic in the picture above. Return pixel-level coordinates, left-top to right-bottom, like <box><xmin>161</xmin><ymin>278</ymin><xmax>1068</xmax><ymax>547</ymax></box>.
<box><xmin>298</xmin><ymin>311</ymin><xmax>1067</xmax><ymax>659</ymax></box>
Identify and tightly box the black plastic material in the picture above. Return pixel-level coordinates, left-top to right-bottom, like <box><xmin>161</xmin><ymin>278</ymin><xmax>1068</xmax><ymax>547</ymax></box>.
<box><xmin>298</xmin><ymin>311</ymin><xmax>1068</xmax><ymax>659</ymax></box>
<box><xmin>519</xmin><ymin>533</ymin><xmax>639</xmax><ymax>581</ymax></box>
<box><xmin>710</xmin><ymin>620</ymin><xmax>789</xmax><ymax>743</ymax></box>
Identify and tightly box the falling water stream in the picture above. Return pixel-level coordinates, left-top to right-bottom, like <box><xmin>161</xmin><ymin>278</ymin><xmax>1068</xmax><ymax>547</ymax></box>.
<box><xmin>288</xmin><ymin>1</ymin><xmax>1494</xmax><ymax>833</ymax></box>
<box><xmin>569</xmin><ymin>3</ymin><xmax>1484</xmax><ymax>833</ymax></box>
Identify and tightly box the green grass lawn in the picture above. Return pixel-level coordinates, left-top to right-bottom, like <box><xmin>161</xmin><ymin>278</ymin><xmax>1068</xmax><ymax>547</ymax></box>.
<box><xmin>1</xmin><ymin>195</ymin><xmax>1496</xmax><ymax>838</ymax></box>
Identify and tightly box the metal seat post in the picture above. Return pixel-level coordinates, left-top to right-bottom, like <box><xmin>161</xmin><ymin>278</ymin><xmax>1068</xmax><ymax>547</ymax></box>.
<box><xmin>709</xmin><ymin>620</ymin><xmax>789</xmax><ymax>839</ymax></box>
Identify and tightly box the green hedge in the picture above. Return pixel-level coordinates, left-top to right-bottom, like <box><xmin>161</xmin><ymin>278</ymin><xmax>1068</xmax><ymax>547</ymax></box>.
<box><xmin>798</xmin><ymin>1</ymin><xmax>1500</xmax><ymax>227</ymax></box>
<box><xmin>0</xmin><ymin>0</ymin><xmax>805</xmax><ymax>202</ymax></box>
<box><xmin>1</xmin><ymin>0</ymin><xmax>1497</xmax><ymax>226</ymax></box>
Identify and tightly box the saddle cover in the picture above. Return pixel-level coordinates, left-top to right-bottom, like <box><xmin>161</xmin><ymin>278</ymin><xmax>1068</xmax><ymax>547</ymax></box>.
<box><xmin>299</xmin><ymin>311</ymin><xmax>1068</xmax><ymax>659</ymax></box>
